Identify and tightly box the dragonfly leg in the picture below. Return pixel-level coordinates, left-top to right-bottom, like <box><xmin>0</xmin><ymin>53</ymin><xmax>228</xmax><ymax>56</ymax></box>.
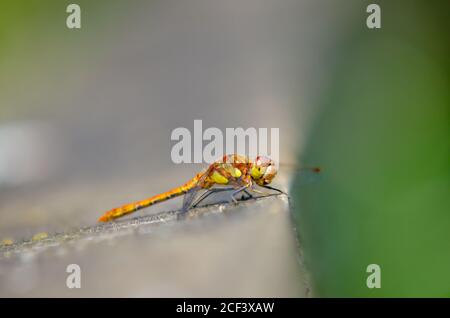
<box><xmin>243</xmin><ymin>189</ymin><xmax>253</xmax><ymax>199</ymax></box>
<box><xmin>261</xmin><ymin>185</ymin><xmax>287</xmax><ymax>195</ymax></box>
<box><xmin>229</xmin><ymin>185</ymin><xmax>250</xmax><ymax>204</ymax></box>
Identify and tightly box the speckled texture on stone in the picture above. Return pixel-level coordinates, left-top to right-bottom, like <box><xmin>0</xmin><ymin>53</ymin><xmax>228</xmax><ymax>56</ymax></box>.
<box><xmin>0</xmin><ymin>194</ymin><xmax>311</xmax><ymax>297</ymax></box>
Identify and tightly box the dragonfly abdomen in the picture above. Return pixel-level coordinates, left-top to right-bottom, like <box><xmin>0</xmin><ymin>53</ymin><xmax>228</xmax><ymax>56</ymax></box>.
<box><xmin>98</xmin><ymin>172</ymin><xmax>204</xmax><ymax>222</ymax></box>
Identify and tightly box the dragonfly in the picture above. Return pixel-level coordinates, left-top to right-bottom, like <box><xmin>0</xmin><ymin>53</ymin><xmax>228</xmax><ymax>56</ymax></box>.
<box><xmin>98</xmin><ymin>154</ymin><xmax>320</xmax><ymax>222</ymax></box>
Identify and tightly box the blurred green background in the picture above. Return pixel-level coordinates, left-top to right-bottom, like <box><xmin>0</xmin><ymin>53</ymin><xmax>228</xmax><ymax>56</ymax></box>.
<box><xmin>293</xmin><ymin>0</ymin><xmax>449</xmax><ymax>297</ymax></box>
<box><xmin>0</xmin><ymin>0</ymin><xmax>128</xmax><ymax>121</ymax></box>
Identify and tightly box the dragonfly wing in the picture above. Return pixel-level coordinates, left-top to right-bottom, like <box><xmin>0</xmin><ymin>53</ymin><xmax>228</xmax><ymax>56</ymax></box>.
<box><xmin>180</xmin><ymin>166</ymin><xmax>213</xmax><ymax>213</ymax></box>
<box><xmin>192</xmin><ymin>186</ymin><xmax>239</xmax><ymax>208</ymax></box>
<box><xmin>181</xmin><ymin>187</ymin><xmax>202</xmax><ymax>213</ymax></box>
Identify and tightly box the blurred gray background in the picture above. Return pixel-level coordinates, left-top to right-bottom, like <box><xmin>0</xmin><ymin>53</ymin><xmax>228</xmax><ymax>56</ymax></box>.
<box><xmin>0</xmin><ymin>0</ymin><xmax>357</xmax><ymax>296</ymax></box>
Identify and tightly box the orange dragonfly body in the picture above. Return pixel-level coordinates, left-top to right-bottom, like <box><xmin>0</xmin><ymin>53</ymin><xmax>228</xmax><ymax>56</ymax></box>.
<box><xmin>98</xmin><ymin>154</ymin><xmax>281</xmax><ymax>222</ymax></box>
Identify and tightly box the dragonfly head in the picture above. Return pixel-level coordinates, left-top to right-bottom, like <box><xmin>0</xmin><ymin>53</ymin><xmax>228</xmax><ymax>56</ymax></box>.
<box><xmin>251</xmin><ymin>156</ymin><xmax>277</xmax><ymax>186</ymax></box>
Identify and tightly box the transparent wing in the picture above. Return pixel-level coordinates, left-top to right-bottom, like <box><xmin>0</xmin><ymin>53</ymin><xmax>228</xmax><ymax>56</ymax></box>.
<box><xmin>181</xmin><ymin>186</ymin><xmax>203</xmax><ymax>213</ymax></box>
<box><xmin>181</xmin><ymin>168</ymin><xmax>211</xmax><ymax>213</ymax></box>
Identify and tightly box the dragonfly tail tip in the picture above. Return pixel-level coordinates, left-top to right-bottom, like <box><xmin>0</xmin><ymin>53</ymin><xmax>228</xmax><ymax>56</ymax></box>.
<box><xmin>98</xmin><ymin>215</ymin><xmax>109</xmax><ymax>222</ymax></box>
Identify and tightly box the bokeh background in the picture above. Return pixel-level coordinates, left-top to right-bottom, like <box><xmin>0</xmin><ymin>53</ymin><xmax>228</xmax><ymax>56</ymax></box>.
<box><xmin>293</xmin><ymin>1</ymin><xmax>449</xmax><ymax>297</ymax></box>
<box><xmin>0</xmin><ymin>0</ymin><xmax>448</xmax><ymax>297</ymax></box>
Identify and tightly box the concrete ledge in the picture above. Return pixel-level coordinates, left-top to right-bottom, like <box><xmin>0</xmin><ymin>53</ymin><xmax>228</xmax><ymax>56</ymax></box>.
<box><xmin>0</xmin><ymin>193</ymin><xmax>310</xmax><ymax>297</ymax></box>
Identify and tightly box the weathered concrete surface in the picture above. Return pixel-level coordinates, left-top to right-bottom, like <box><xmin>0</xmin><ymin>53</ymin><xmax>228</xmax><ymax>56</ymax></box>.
<box><xmin>0</xmin><ymin>194</ymin><xmax>310</xmax><ymax>297</ymax></box>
